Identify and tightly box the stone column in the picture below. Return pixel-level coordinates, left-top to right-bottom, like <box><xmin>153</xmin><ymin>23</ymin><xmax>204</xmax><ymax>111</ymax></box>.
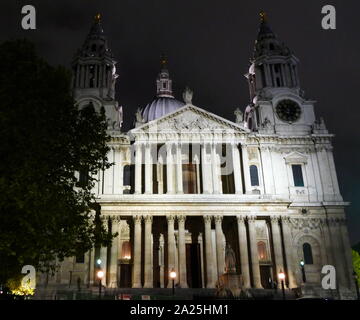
<box><xmin>97</xmin><ymin>64</ymin><xmax>102</xmax><ymax>88</ymax></box>
<box><xmin>109</xmin><ymin>217</ymin><xmax>119</xmax><ymax>288</ymax></box>
<box><xmin>167</xmin><ymin>215</ymin><xmax>176</xmax><ymax>287</ymax></box>
<box><xmin>114</xmin><ymin>148</ymin><xmax>123</xmax><ymax>194</ymax></box>
<box><xmin>132</xmin><ymin>215</ymin><xmax>142</xmax><ymax>288</ymax></box>
<box><xmin>166</xmin><ymin>143</ymin><xmax>174</xmax><ymax>194</ymax></box>
<box><xmin>176</xmin><ymin>143</ymin><xmax>183</xmax><ymax>194</ymax></box>
<box><xmin>177</xmin><ymin>215</ymin><xmax>188</xmax><ymax>288</ymax></box>
<box><xmin>241</xmin><ymin>145</ymin><xmax>252</xmax><ymax>194</ymax></box>
<box><xmin>237</xmin><ymin>215</ymin><xmax>251</xmax><ymax>288</ymax></box>
<box><xmin>85</xmin><ymin>66</ymin><xmax>89</xmax><ymax>87</ymax></box>
<box><xmin>214</xmin><ymin>215</ymin><xmax>225</xmax><ymax>278</ymax></box>
<box><xmin>201</xmin><ymin>143</ymin><xmax>212</xmax><ymax>193</ymax></box>
<box><xmin>211</xmin><ymin>143</ymin><xmax>220</xmax><ymax>194</ymax></box>
<box><xmin>270</xmin><ymin>216</ymin><xmax>284</xmax><ymax>287</ymax></box>
<box><xmin>159</xmin><ymin>234</ymin><xmax>165</xmax><ymax>288</ymax></box>
<box><xmin>94</xmin><ymin>65</ymin><xmax>98</xmax><ymax>87</ymax></box>
<box><xmin>145</xmin><ymin>143</ymin><xmax>153</xmax><ymax>194</ymax></box>
<box><xmin>232</xmin><ymin>143</ymin><xmax>243</xmax><ymax>194</ymax></box>
<box><xmin>100</xmin><ymin>218</ymin><xmax>109</xmax><ymax>286</ymax></box>
<box><xmin>89</xmin><ymin>247</ymin><xmax>95</xmax><ymax>286</ymax></box>
<box><xmin>260</xmin><ymin>147</ymin><xmax>275</xmax><ymax>194</ymax></box>
<box><xmin>135</xmin><ymin>143</ymin><xmax>142</xmax><ymax>194</ymax></box>
<box><xmin>247</xmin><ymin>215</ymin><xmax>262</xmax><ymax>288</ymax></box>
<box><xmin>204</xmin><ymin>215</ymin><xmax>216</xmax><ymax>288</ymax></box>
<box><xmin>143</xmin><ymin>215</ymin><xmax>153</xmax><ymax>288</ymax></box>
<box><xmin>76</xmin><ymin>64</ymin><xmax>80</xmax><ymax>87</ymax></box>
<box><xmin>281</xmin><ymin>217</ymin><xmax>297</xmax><ymax>288</ymax></box>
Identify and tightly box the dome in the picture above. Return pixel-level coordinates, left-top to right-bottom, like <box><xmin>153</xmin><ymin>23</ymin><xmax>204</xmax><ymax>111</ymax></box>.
<box><xmin>141</xmin><ymin>96</ymin><xmax>184</xmax><ymax>122</ymax></box>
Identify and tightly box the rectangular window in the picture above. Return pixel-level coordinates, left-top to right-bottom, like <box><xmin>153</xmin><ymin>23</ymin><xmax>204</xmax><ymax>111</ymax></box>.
<box><xmin>75</xmin><ymin>254</ymin><xmax>85</xmax><ymax>264</ymax></box>
<box><xmin>292</xmin><ymin>164</ymin><xmax>304</xmax><ymax>187</ymax></box>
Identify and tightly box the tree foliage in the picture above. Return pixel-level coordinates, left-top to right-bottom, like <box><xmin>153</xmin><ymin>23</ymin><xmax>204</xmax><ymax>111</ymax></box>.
<box><xmin>0</xmin><ymin>39</ymin><xmax>114</xmax><ymax>284</ymax></box>
<box><xmin>353</xmin><ymin>250</ymin><xmax>360</xmax><ymax>286</ymax></box>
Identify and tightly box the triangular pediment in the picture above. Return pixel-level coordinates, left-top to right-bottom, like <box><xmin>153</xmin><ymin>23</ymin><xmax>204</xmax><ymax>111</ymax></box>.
<box><xmin>284</xmin><ymin>151</ymin><xmax>308</xmax><ymax>164</ymax></box>
<box><xmin>130</xmin><ymin>104</ymin><xmax>248</xmax><ymax>134</ymax></box>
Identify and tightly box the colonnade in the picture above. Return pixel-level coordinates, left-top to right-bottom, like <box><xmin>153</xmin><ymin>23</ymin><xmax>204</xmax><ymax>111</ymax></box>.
<box><xmin>95</xmin><ymin>214</ymin><xmax>294</xmax><ymax>290</ymax></box>
<box><xmin>133</xmin><ymin>142</ymin><xmax>250</xmax><ymax>195</ymax></box>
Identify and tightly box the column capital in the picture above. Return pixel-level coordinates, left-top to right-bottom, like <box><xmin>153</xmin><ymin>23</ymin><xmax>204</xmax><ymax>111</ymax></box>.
<box><xmin>247</xmin><ymin>215</ymin><xmax>257</xmax><ymax>223</ymax></box>
<box><xmin>236</xmin><ymin>215</ymin><xmax>246</xmax><ymax>223</ymax></box>
<box><xmin>281</xmin><ymin>216</ymin><xmax>292</xmax><ymax>226</ymax></box>
<box><xmin>177</xmin><ymin>215</ymin><xmax>186</xmax><ymax>223</ymax></box>
<box><xmin>203</xmin><ymin>215</ymin><xmax>213</xmax><ymax>224</ymax></box>
<box><xmin>111</xmin><ymin>215</ymin><xmax>122</xmax><ymax>223</ymax></box>
<box><xmin>133</xmin><ymin>215</ymin><xmax>142</xmax><ymax>224</ymax></box>
<box><xmin>270</xmin><ymin>215</ymin><xmax>281</xmax><ymax>224</ymax></box>
<box><xmin>143</xmin><ymin>215</ymin><xmax>153</xmax><ymax>223</ymax></box>
<box><xmin>214</xmin><ymin>215</ymin><xmax>223</xmax><ymax>224</ymax></box>
<box><xmin>166</xmin><ymin>214</ymin><xmax>176</xmax><ymax>223</ymax></box>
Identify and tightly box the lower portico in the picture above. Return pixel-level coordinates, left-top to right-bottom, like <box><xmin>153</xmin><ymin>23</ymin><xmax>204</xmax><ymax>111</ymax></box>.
<box><xmin>93</xmin><ymin>195</ymin><xmax>297</xmax><ymax>290</ymax></box>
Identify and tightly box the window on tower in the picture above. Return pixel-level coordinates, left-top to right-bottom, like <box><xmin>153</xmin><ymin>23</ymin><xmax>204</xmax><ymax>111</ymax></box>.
<box><xmin>303</xmin><ymin>243</ymin><xmax>313</xmax><ymax>264</ymax></box>
<box><xmin>292</xmin><ymin>164</ymin><xmax>304</xmax><ymax>187</ymax></box>
<box><xmin>250</xmin><ymin>165</ymin><xmax>259</xmax><ymax>186</ymax></box>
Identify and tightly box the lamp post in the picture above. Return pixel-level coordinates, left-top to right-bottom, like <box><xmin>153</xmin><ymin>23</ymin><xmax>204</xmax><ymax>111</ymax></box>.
<box><xmin>278</xmin><ymin>271</ymin><xmax>286</xmax><ymax>300</ymax></box>
<box><xmin>300</xmin><ymin>260</ymin><xmax>306</xmax><ymax>283</ymax></box>
<box><xmin>97</xmin><ymin>270</ymin><xmax>104</xmax><ymax>299</ymax></box>
<box><xmin>169</xmin><ymin>269</ymin><xmax>177</xmax><ymax>296</ymax></box>
<box><xmin>353</xmin><ymin>271</ymin><xmax>360</xmax><ymax>300</ymax></box>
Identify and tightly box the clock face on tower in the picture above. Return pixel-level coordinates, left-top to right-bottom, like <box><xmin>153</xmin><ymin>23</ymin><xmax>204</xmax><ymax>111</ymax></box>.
<box><xmin>275</xmin><ymin>99</ymin><xmax>301</xmax><ymax>122</ymax></box>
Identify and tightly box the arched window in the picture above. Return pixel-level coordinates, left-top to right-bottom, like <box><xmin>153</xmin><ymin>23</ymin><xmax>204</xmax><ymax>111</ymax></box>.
<box><xmin>121</xmin><ymin>241</ymin><xmax>131</xmax><ymax>260</ymax></box>
<box><xmin>303</xmin><ymin>242</ymin><xmax>313</xmax><ymax>264</ymax></box>
<box><xmin>250</xmin><ymin>165</ymin><xmax>259</xmax><ymax>186</ymax></box>
<box><xmin>257</xmin><ymin>241</ymin><xmax>267</xmax><ymax>261</ymax></box>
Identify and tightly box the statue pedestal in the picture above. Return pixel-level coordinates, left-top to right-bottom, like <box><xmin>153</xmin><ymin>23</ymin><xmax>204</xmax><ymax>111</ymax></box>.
<box><xmin>217</xmin><ymin>273</ymin><xmax>243</xmax><ymax>298</ymax></box>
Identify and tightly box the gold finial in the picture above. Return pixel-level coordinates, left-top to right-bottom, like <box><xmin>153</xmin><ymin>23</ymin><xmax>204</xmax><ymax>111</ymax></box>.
<box><xmin>160</xmin><ymin>54</ymin><xmax>168</xmax><ymax>68</ymax></box>
<box><xmin>260</xmin><ymin>10</ymin><xmax>267</xmax><ymax>22</ymax></box>
<box><xmin>94</xmin><ymin>13</ymin><xmax>101</xmax><ymax>22</ymax></box>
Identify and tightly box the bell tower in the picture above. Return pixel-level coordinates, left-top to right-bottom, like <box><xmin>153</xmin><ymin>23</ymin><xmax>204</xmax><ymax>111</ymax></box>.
<box><xmin>244</xmin><ymin>12</ymin><xmax>316</xmax><ymax>136</ymax></box>
<box><xmin>71</xmin><ymin>14</ymin><xmax>122</xmax><ymax>131</ymax></box>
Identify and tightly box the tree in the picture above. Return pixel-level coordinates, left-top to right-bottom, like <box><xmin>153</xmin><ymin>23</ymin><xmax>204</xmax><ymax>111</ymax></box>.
<box><xmin>353</xmin><ymin>250</ymin><xmax>360</xmax><ymax>286</ymax></box>
<box><xmin>0</xmin><ymin>39</ymin><xmax>114</xmax><ymax>285</ymax></box>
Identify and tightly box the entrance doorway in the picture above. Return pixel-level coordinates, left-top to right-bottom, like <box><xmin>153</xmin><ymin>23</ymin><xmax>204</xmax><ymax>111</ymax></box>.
<box><xmin>186</xmin><ymin>243</ymin><xmax>202</xmax><ymax>288</ymax></box>
<box><xmin>260</xmin><ymin>265</ymin><xmax>272</xmax><ymax>289</ymax></box>
<box><xmin>119</xmin><ymin>264</ymin><xmax>132</xmax><ymax>288</ymax></box>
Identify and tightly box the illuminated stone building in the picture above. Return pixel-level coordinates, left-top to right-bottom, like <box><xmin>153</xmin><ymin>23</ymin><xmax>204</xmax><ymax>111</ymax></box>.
<box><xmin>45</xmin><ymin>13</ymin><xmax>356</xmax><ymax>299</ymax></box>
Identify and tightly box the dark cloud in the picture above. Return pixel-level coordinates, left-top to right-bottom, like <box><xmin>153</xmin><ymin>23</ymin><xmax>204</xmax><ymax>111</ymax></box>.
<box><xmin>1</xmin><ymin>0</ymin><xmax>359</xmax><ymax>244</ymax></box>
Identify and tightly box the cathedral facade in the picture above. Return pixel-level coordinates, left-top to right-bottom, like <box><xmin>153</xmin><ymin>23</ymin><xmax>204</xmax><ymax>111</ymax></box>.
<box><xmin>43</xmin><ymin>14</ymin><xmax>356</xmax><ymax>299</ymax></box>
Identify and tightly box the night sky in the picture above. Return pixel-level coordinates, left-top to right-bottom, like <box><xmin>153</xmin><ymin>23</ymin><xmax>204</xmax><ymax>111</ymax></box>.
<box><xmin>1</xmin><ymin>1</ymin><xmax>359</xmax><ymax>245</ymax></box>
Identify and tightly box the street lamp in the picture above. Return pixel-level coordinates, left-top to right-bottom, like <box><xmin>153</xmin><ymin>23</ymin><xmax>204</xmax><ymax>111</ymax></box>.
<box><xmin>278</xmin><ymin>271</ymin><xmax>286</xmax><ymax>300</ymax></box>
<box><xmin>169</xmin><ymin>269</ymin><xmax>177</xmax><ymax>296</ymax></box>
<box><xmin>97</xmin><ymin>270</ymin><xmax>104</xmax><ymax>299</ymax></box>
<box><xmin>300</xmin><ymin>260</ymin><xmax>306</xmax><ymax>283</ymax></box>
<box><xmin>353</xmin><ymin>271</ymin><xmax>360</xmax><ymax>300</ymax></box>
<box><xmin>96</xmin><ymin>258</ymin><xmax>102</xmax><ymax>266</ymax></box>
